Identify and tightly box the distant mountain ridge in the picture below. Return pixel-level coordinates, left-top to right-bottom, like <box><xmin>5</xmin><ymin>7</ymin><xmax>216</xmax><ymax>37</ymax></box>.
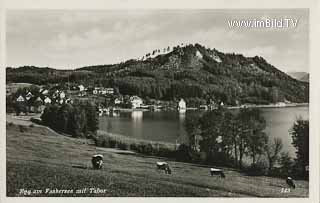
<box><xmin>6</xmin><ymin>43</ymin><xmax>309</xmax><ymax>105</ymax></box>
<box><xmin>287</xmin><ymin>72</ymin><xmax>309</xmax><ymax>82</ymax></box>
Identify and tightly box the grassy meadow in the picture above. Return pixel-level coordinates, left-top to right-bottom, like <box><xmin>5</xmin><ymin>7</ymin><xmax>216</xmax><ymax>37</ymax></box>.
<box><xmin>6</xmin><ymin>119</ymin><xmax>309</xmax><ymax>197</ymax></box>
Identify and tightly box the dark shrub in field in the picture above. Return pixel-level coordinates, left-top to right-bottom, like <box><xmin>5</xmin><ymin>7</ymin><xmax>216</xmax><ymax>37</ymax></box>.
<box><xmin>144</xmin><ymin>144</ymin><xmax>154</xmax><ymax>155</ymax></box>
<box><xmin>118</xmin><ymin>142</ymin><xmax>128</xmax><ymax>150</ymax></box>
<box><xmin>19</xmin><ymin>125</ymin><xmax>27</xmax><ymax>133</ymax></box>
<box><xmin>157</xmin><ymin>145</ymin><xmax>176</xmax><ymax>158</ymax></box>
<box><xmin>30</xmin><ymin>118</ymin><xmax>42</xmax><ymax>125</ymax></box>
<box><xmin>244</xmin><ymin>161</ymin><xmax>268</xmax><ymax>176</ymax></box>
<box><xmin>176</xmin><ymin>144</ymin><xmax>192</xmax><ymax>162</ymax></box>
<box><xmin>93</xmin><ymin>136</ymin><xmax>104</xmax><ymax>147</ymax></box>
<box><xmin>129</xmin><ymin>143</ymin><xmax>138</xmax><ymax>151</ymax></box>
<box><xmin>136</xmin><ymin>144</ymin><xmax>146</xmax><ymax>154</ymax></box>
<box><xmin>108</xmin><ymin>139</ymin><xmax>117</xmax><ymax>148</ymax></box>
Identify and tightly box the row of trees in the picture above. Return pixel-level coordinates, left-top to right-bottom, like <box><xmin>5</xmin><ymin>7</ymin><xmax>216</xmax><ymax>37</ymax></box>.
<box><xmin>41</xmin><ymin>101</ymin><xmax>99</xmax><ymax>138</ymax></box>
<box><xmin>185</xmin><ymin>107</ymin><xmax>309</xmax><ymax>179</ymax></box>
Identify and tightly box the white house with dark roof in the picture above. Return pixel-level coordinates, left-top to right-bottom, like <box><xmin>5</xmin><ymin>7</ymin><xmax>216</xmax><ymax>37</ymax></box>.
<box><xmin>78</xmin><ymin>85</ymin><xmax>85</xmax><ymax>92</ymax></box>
<box><xmin>59</xmin><ymin>91</ymin><xmax>66</xmax><ymax>99</ymax></box>
<box><xmin>16</xmin><ymin>95</ymin><xmax>25</xmax><ymax>102</ymax></box>
<box><xmin>130</xmin><ymin>96</ymin><xmax>143</xmax><ymax>109</ymax></box>
<box><xmin>44</xmin><ymin>97</ymin><xmax>52</xmax><ymax>104</ymax></box>
<box><xmin>178</xmin><ymin>98</ymin><xmax>186</xmax><ymax>110</ymax></box>
<box><xmin>41</xmin><ymin>89</ymin><xmax>49</xmax><ymax>95</ymax></box>
<box><xmin>25</xmin><ymin>92</ymin><xmax>33</xmax><ymax>101</ymax></box>
<box><xmin>35</xmin><ymin>97</ymin><xmax>43</xmax><ymax>104</ymax></box>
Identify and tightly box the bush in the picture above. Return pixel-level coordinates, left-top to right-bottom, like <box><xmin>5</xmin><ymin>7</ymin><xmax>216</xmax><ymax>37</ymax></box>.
<box><xmin>118</xmin><ymin>142</ymin><xmax>128</xmax><ymax>150</ymax></box>
<box><xmin>157</xmin><ymin>145</ymin><xmax>175</xmax><ymax>158</ymax></box>
<box><xmin>129</xmin><ymin>143</ymin><xmax>138</xmax><ymax>151</ymax></box>
<box><xmin>19</xmin><ymin>125</ymin><xmax>27</xmax><ymax>133</ymax></box>
<box><xmin>30</xmin><ymin>118</ymin><xmax>42</xmax><ymax>125</ymax></box>
<box><xmin>93</xmin><ymin>136</ymin><xmax>104</xmax><ymax>147</ymax></box>
<box><xmin>108</xmin><ymin>139</ymin><xmax>117</xmax><ymax>148</ymax></box>
<box><xmin>244</xmin><ymin>161</ymin><xmax>268</xmax><ymax>176</ymax></box>
<box><xmin>176</xmin><ymin>144</ymin><xmax>192</xmax><ymax>162</ymax></box>
<box><xmin>144</xmin><ymin>144</ymin><xmax>153</xmax><ymax>155</ymax></box>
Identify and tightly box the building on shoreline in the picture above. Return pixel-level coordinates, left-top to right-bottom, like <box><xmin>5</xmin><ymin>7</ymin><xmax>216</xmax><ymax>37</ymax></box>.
<box><xmin>130</xmin><ymin>96</ymin><xmax>143</xmax><ymax>109</ymax></box>
<box><xmin>178</xmin><ymin>98</ymin><xmax>186</xmax><ymax>110</ymax></box>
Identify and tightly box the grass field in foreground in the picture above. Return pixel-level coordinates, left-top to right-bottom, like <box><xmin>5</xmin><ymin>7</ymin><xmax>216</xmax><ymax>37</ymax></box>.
<box><xmin>6</xmin><ymin>122</ymin><xmax>309</xmax><ymax>197</ymax></box>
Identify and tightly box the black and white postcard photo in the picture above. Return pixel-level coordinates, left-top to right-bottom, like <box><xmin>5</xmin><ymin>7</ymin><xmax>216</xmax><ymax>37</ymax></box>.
<box><xmin>1</xmin><ymin>0</ymin><xmax>319</xmax><ymax>202</ymax></box>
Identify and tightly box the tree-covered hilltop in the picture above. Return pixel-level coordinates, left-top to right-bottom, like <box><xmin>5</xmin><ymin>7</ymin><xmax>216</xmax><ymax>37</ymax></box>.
<box><xmin>6</xmin><ymin>43</ymin><xmax>309</xmax><ymax>105</ymax></box>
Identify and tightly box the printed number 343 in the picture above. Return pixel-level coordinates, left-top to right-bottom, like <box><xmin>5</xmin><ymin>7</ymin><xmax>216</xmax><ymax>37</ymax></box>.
<box><xmin>281</xmin><ymin>188</ymin><xmax>291</xmax><ymax>193</ymax></box>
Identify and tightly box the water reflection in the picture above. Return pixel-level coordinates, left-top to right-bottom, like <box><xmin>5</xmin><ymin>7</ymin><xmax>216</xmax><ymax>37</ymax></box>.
<box><xmin>131</xmin><ymin>110</ymin><xmax>143</xmax><ymax>121</ymax></box>
<box><xmin>131</xmin><ymin>111</ymin><xmax>143</xmax><ymax>138</ymax></box>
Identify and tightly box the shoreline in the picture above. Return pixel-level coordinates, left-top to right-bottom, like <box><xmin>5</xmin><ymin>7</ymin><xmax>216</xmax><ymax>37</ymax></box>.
<box><xmin>106</xmin><ymin>102</ymin><xmax>309</xmax><ymax>113</ymax></box>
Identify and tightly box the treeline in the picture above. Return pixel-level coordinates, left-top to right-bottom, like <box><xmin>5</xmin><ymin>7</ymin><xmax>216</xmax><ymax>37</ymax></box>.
<box><xmin>183</xmin><ymin>107</ymin><xmax>309</xmax><ymax>179</ymax></box>
<box><xmin>41</xmin><ymin>102</ymin><xmax>99</xmax><ymax>138</ymax></box>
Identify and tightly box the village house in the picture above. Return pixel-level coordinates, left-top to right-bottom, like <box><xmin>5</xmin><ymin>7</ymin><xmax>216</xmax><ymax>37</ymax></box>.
<box><xmin>16</xmin><ymin>95</ymin><xmax>25</xmax><ymax>102</ymax></box>
<box><xmin>93</xmin><ymin>87</ymin><xmax>113</xmax><ymax>95</ymax></box>
<box><xmin>130</xmin><ymin>96</ymin><xmax>143</xmax><ymax>109</ymax></box>
<box><xmin>59</xmin><ymin>91</ymin><xmax>66</xmax><ymax>99</ymax></box>
<box><xmin>99</xmin><ymin>89</ymin><xmax>107</xmax><ymax>95</ymax></box>
<box><xmin>44</xmin><ymin>97</ymin><xmax>52</xmax><ymax>104</ymax></box>
<box><xmin>39</xmin><ymin>88</ymin><xmax>49</xmax><ymax>95</ymax></box>
<box><xmin>93</xmin><ymin>88</ymin><xmax>99</xmax><ymax>95</ymax></box>
<box><xmin>65</xmin><ymin>98</ymin><xmax>73</xmax><ymax>104</ymax></box>
<box><xmin>78</xmin><ymin>85</ymin><xmax>85</xmax><ymax>92</ymax></box>
<box><xmin>25</xmin><ymin>92</ymin><xmax>33</xmax><ymax>101</ymax></box>
<box><xmin>114</xmin><ymin>98</ymin><xmax>123</xmax><ymax>105</ymax></box>
<box><xmin>106</xmin><ymin>88</ymin><xmax>114</xmax><ymax>95</ymax></box>
<box><xmin>35</xmin><ymin>97</ymin><xmax>43</xmax><ymax>104</ymax></box>
<box><xmin>78</xmin><ymin>91</ymin><xmax>86</xmax><ymax>97</ymax></box>
<box><xmin>41</xmin><ymin>89</ymin><xmax>49</xmax><ymax>95</ymax></box>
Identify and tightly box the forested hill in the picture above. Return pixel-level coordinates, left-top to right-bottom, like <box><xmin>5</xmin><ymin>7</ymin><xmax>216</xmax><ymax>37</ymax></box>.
<box><xmin>6</xmin><ymin>43</ymin><xmax>309</xmax><ymax>105</ymax></box>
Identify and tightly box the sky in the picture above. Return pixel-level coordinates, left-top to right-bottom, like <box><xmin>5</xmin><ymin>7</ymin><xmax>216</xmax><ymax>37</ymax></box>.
<box><xmin>6</xmin><ymin>9</ymin><xmax>309</xmax><ymax>72</ymax></box>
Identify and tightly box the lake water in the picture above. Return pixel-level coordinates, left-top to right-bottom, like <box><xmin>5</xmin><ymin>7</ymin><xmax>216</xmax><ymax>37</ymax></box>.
<box><xmin>99</xmin><ymin>106</ymin><xmax>309</xmax><ymax>158</ymax></box>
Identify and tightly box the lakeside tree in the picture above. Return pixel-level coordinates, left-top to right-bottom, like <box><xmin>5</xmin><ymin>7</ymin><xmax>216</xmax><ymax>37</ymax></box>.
<box><xmin>290</xmin><ymin>118</ymin><xmax>309</xmax><ymax>179</ymax></box>
<box><xmin>198</xmin><ymin>107</ymin><xmax>232</xmax><ymax>165</ymax></box>
<box><xmin>266</xmin><ymin>137</ymin><xmax>283</xmax><ymax>173</ymax></box>
<box><xmin>184</xmin><ymin>113</ymin><xmax>201</xmax><ymax>152</ymax></box>
<box><xmin>41</xmin><ymin>102</ymin><xmax>99</xmax><ymax>138</ymax></box>
<box><xmin>236</xmin><ymin>108</ymin><xmax>267</xmax><ymax>168</ymax></box>
<box><xmin>185</xmin><ymin>107</ymin><xmax>268</xmax><ymax>169</ymax></box>
<box><xmin>279</xmin><ymin>152</ymin><xmax>294</xmax><ymax>177</ymax></box>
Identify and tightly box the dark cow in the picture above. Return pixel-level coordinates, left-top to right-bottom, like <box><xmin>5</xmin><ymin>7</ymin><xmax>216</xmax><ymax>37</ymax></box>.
<box><xmin>210</xmin><ymin>168</ymin><xmax>225</xmax><ymax>178</ymax></box>
<box><xmin>286</xmin><ymin>177</ymin><xmax>296</xmax><ymax>189</ymax></box>
<box><xmin>92</xmin><ymin>154</ymin><xmax>103</xmax><ymax>169</ymax></box>
<box><xmin>156</xmin><ymin>162</ymin><xmax>171</xmax><ymax>174</ymax></box>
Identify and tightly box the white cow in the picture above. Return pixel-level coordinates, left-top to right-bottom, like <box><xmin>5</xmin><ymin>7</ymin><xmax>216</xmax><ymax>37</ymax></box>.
<box><xmin>156</xmin><ymin>162</ymin><xmax>172</xmax><ymax>174</ymax></box>
<box><xmin>92</xmin><ymin>154</ymin><xmax>103</xmax><ymax>169</ymax></box>
<box><xmin>210</xmin><ymin>168</ymin><xmax>226</xmax><ymax>178</ymax></box>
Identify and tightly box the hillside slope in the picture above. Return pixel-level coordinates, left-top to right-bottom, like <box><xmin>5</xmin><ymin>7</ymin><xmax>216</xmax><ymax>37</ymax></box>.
<box><xmin>6</xmin><ymin>121</ymin><xmax>308</xmax><ymax>197</ymax></box>
<box><xmin>6</xmin><ymin>43</ymin><xmax>309</xmax><ymax>105</ymax></box>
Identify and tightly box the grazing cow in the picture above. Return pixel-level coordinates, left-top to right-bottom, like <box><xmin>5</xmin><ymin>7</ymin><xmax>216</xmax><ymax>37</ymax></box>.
<box><xmin>92</xmin><ymin>154</ymin><xmax>103</xmax><ymax>169</ymax></box>
<box><xmin>156</xmin><ymin>162</ymin><xmax>171</xmax><ymax>174</ymax></box>
<box><xmin>286</xmin><ymin>177</ymin><xmax>296</xmax><ymax>189</ymax></box>
<box><xmin>210</xmin><ymin>168</ymin><xmax>226</xmax><ymax>178</ymax></box>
